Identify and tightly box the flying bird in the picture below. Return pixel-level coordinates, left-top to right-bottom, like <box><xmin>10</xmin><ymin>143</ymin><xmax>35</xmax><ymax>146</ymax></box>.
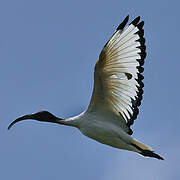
<box><xmin>8</xmin><ymin>16</ymin><xmax>163</xmax><ymax>160</ymax></box>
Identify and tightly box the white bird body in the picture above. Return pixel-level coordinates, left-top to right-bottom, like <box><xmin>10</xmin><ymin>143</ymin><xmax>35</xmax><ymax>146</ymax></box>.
<box><xmin>66</xmin><ymin>107</ymin><xmax>150</xmax><ymax>154</ymax></box>
<box><xmin>8</xmin><ymin>15</ymin><xmax>163</xmax><ymax>160</ymax></box>
<box><xmin>78</xmin><ymin>111</ymin><xmax>136</xmax><ymax>151</ymax></box>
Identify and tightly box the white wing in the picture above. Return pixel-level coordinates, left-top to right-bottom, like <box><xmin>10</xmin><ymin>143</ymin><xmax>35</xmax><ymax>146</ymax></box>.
<box><xmin>88</xmin><ymin>16</ymin><xmax>146</xmax><ymax>135</ymax></box>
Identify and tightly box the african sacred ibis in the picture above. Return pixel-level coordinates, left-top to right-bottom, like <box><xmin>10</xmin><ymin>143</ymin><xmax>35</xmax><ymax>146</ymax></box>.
<box><xmin>8</xmin><ymin>16</ymin><xmax>163</xmax><ymax>160</ymax></box>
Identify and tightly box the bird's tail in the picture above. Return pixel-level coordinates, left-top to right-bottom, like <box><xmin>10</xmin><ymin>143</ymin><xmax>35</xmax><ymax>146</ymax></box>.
<box><xmin>131</xmin><ymin>139</ymin><xmax>164</xmax><ymax>160</ymax></box>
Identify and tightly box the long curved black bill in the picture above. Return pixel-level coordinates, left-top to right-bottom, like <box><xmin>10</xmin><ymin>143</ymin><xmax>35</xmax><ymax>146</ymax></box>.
<box><xmin>8</xmin><ymin>114</ymin><xmax>32</xmax><ymax>130</ymax></box>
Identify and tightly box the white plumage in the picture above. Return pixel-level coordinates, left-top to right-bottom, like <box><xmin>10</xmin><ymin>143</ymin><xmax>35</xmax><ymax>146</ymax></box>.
<box><xmin>8</xmin><ymin>16</ymin><xmax>163</xmax><ymax>160</ymax></box>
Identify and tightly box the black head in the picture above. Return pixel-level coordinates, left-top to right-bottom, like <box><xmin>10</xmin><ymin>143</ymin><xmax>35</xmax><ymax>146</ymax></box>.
<box><xmin>8</xmin><ymin>111</ymin><xmax>60</xmax><ymax>130</ymax></box>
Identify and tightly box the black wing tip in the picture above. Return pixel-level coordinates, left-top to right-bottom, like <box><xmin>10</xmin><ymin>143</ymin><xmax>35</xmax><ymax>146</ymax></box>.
<box><xmin>116</xmin><ymin>15</ymin><xmax>146</xmax><ymax>133</ymax></box>
<box><xmin>127</xmin><ymin>16</ymin><xmax>146</xmax><ymax>130</ymax></box>
<box><xmin>117</xmin><ymin>15</ymin><xmax>144</xmax><ymax>31</ymax></box>
<box><xmin>137</xmin><ymin>66</ymin><xmax>144</xmax><ymax>73</ymax></box>
<box><xmin>116</xmin><ymin>15</ymin><xmax>129</xmax><ymax>31</ymax></box>
<box><xmin>128</xmin><ymin>128</ymin><xmax>133</xmax><ymax>135</ymax></box>
<box><xmin>137</xmin><ymin>21</ymin><xmax>144</xmax><ymax>29</ymax></box>
<box><xmin>130</xmin><ymin>16</ymin><xmax>141</xmax><ymax>26</ymax></box>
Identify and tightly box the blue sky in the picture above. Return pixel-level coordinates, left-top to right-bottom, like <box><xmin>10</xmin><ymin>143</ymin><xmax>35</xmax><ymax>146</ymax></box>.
<box><xmin>1</xmin><ymin>0</ymin><xmax>180</xmax><ymax>179</ymax></box>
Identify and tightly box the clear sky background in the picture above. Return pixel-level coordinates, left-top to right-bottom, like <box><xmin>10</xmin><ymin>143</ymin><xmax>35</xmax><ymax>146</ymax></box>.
<box><xmin>1</xmin><ymin>0</ymin><xmax>180</xmax><ymax>179</ymax></box>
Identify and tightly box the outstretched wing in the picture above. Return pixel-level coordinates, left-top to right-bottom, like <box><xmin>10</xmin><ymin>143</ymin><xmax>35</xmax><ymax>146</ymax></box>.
<box><xmin>88</xmin><ymin>16</ymin><xmax>146</xmax><ymax>135</ymax></box>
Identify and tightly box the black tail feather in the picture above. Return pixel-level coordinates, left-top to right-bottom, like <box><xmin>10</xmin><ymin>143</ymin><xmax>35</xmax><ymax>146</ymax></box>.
<box><xmin>131</xmin><ymin>143</ymin><xmax>164</xmax><ymax>160</ymax></box>
<box><xmin>141</xmin><ymin>150</ymin><xmax>164</xmax><ymax>160</ymax></box>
